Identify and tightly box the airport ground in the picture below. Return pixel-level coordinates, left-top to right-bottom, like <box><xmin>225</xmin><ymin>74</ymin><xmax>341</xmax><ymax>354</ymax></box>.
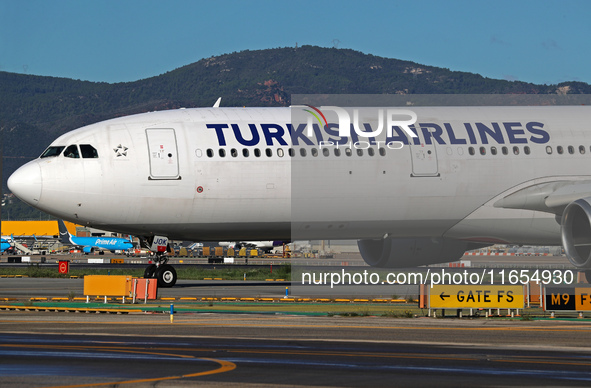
<box><xmin>1</xmin><ymin>254</ymin><xmax>590</xmax><ymax>386</ymax></box>
<box><xmin>2</xmin><ymin>310</ymin><xmax>591</xmax><ymax>386</ymax></box>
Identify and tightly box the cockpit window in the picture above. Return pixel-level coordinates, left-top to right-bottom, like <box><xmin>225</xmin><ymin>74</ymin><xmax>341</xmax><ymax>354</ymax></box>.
<box><xmin>63</xmin><ymin>145</ymin><xmax>80</xmax><ymax>158</ymax></box>
<box><xmin>80</xmin><ymin>144</ymin><xmax>99</xmax><ymax>158</ymax></box>
<box><xmin>40</xmin><ymin>146</ymin><xmax>65</xmax><ymax>158</ymax></box>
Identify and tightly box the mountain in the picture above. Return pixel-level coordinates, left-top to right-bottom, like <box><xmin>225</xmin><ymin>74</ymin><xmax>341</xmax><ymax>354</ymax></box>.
<box><xmin>2</xmin><ymin>45</ymin><xmax>590</xmax><ymax>219</ymax></box>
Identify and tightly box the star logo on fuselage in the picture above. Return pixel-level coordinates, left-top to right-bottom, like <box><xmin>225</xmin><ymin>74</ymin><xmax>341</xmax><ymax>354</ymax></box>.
<box><xmin>113</xmin><ymin>144</ymin><xmax>128</xmax><ymax>157</ymax></box>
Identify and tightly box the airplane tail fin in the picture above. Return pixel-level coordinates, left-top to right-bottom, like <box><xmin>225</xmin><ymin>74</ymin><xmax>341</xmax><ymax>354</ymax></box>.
<box><xmin>58</xmin><ymin>220</ymin><xmax>72</xmax><ymax>245</ymax></box>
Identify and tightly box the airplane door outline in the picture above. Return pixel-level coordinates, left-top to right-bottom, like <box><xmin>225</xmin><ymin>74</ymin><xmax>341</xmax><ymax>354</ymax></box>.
<box><xmin>146</xmin><ymin>128</ymin><xmax>181</xmax><ymax>180</ymax></box>
<box><xmin>409</xmin><ymin>142</ymin><xmax>439</xmax><ymax>177</ymax></box>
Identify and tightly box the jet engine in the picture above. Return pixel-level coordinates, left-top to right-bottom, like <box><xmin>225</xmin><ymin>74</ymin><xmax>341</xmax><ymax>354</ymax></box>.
<box><xmin>357</xmin><ymin>237</ymin><xmax>470</xmax><ymax>268</ymax></box>
<box><xmin>561</xmin><ymin>198</ymin><xmax>591</xmax><ymax>268</ymax></box>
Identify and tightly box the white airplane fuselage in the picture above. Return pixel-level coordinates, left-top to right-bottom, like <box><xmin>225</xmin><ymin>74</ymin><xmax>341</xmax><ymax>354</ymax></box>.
<box><xmin>8</xmin><ymin>105</ymin><xmax>591</xmax><ymax>268</ymax></box>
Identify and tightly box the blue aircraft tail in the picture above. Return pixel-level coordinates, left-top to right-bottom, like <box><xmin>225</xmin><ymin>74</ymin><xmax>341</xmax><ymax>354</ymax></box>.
<box><xmin>57</xmin><ymin>220</ymin><xmax>72</xmax><ymax>245</ymax></box>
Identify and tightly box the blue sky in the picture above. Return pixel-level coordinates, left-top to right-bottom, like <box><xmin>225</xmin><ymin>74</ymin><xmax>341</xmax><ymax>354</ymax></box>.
<box><xmin>1</xmin><ymin>0</ymin><xmax>590</xmax><ymax>85</ymax></box>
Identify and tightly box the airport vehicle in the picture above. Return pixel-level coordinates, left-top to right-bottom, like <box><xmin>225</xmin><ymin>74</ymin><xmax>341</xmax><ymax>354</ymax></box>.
<box><xmin>219</xmin><ymin>241</ymin><xmax>287</xmax><ymax>253</ymax></box>
<box><xmin>58</xmin><ymin>220</ymin><xmax>134</xmax><ymax>254</ymax></box>
<box><xmin>8</xmin><ymin>104</ymin><xmax>591</xmax><ymax>286</ymax></box>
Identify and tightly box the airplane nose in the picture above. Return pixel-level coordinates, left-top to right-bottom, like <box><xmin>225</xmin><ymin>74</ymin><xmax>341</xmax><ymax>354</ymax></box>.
<box><xmin>7</xmin><ymin>162</ymin><xmax>42</xmax><ymax>206</ymax></box>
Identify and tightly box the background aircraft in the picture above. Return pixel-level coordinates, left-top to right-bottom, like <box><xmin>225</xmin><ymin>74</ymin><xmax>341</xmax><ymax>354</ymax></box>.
<box><xmin>0</xmin><ymin>238</ymin><xmax>12</xmax><ymax>253</ymax></box>
<box><xmin>58</xmin><ymin>220</ymin><xmax>134</xmax><ymax>254</ymax></box>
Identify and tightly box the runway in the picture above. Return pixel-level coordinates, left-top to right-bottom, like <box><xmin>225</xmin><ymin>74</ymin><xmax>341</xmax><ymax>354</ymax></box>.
<box><xmin>2</xmin><ymin>312</ymin><xmax>591</xmax><ymax>386</ymax></box>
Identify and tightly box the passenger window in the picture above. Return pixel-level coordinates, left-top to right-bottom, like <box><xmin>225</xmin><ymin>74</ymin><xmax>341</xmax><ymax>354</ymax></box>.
<box><xmin>254</xmin><ymin>148</ymin><xmax>261</xmax><ymax>157</ymax></box>
<box><xmin>40</xmin><ymin>146</ymin><xmax>65</xmax><ymax>158</ymax></box>
<box><xmin>311</xmin><ymin>148</ymin><xmax>318</xmax><ymax>157</ymax></box>
<box><xmin>356</xmin><ymin>149</ymin><xmax>363</xmax><ymax>157</ymax></box>
<box><xmin>334</xmin><ymin>149</ymin><xmax>341</xmax><ymax>157</ymax></box>
<box><xmin>345</xmin><ymin>148</ymin><xmax>352</xmax><ymax>157</ymax></box>
<box><xmin>242</xmin><ymin>149</ymin><xmax>249</xmax><ymax>157</ymax></box>
<box><xmin>265</xmin><ymin>148</ymin><xmax>272</xmax><ymax>157</ymax></box>
<box><xmin>368</xmin><ymin>148</ymin><xmax>375</xmax><ymax>157</ymax></box>
<box><xmin>63</xmin><ymin>145</ymin><xmax>80</xmax><ymax>159</ymax></box>
<box><xmin>322</xmin><ymin>148</ymin><xmax>330</xmax><ymax>157</ymax></box>
<box><xmin>568</xmin><ymin>146</ymin><xmax>575</xmax><ymax>154</ymax></box>
<box><xmin>207</xmin><ymin>149</ymin><xmax>214</xmax><ymax>157</ymax></box>
<box><xmin>502</xmin><ymin>146</ymin><xmax>508</xmax><ymax>155</ymax></box>
<box><xmin>468</xmin><ymin>147</ymin><xmax>475</xmax><ymax>155</ymax></box>
<box><xmin>479</xmin><ymin>147</ymin><xmax>486</xmax><ymax>155</ymax></box>
<box><xmin>524</xmin><ymin>146</ymin><xmax>531</xmax><ymax>155</ymax></box>
<box><xmin>557</xmin><ymin>146</ymin><xmax>564</xmax><ymax>154</ymax></box>
<box><xmin>300</xmin><ymin>148</ymin><xmax>307</xmax><ymax>157</ymax></box>
<box><xmin>513</xmin><ymin>146</ymin><xmax>519</xmax><ymax>155</ymax></box>
<box><xmin>491</xmin><ymin>147</ymin><xmax>497</xmax><ymax>155</ymax></box>
<box><xmin>277</xmin><ymin>148</ymin><xmax>284</xmax><ymax>157</ymax></box>
<box><xmin>546</xmin><ymin>146</ymin><xmax>553</xmax><ymax>154</ymax></box>
<box><xmin>288</xmin><ymin>148</ymin><xmax>295</xmax><ymax>157</ymax></box>
<box><xmin>231</xmin><ymin>148</ymin><xmax>238</xmax><ymax>157</ymax></box>
<box><xmin>219</xmin><ymin>149</ymin><xmax>226</xmax><ymax>158</ymax></box>
<box><xmin>580</xmin><ymin>145</ymin><xmax>586</xmax><ymax>154</ymax></box>
<box><xmin>379</xmin><ymin>147</ymin><xmax>386</xmax><ymax>156</ymax></box>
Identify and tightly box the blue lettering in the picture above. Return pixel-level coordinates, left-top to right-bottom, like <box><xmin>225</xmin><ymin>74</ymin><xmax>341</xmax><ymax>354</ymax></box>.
<box><xmin>476</xmin><ymin>122</ymin><xmax>505</xmax><ymax>144</ymax></box>
<box><xmin>351</xmin><ymin>123</ymin><xmax>378</xmax><ymax>145</ymax></box>
<box><xmin>408</xmin><ymin>124</ymin><xmax>421</xmax><ymax>145</ymax></box>
<box><xmin>288</xmin><ymin>123</ymin><xmax>315</xmax><ymax>146</ymax></box>
<box><xmin>503</xmin><ymin>122</ymin><xmax>528</xmax><ymax>144</ymax></box>
<box><xmin>261</xmin><ymin>124</ymin><xmax>288</xmax><ymax>146</ymax></box>
<box><xmin>420</xmin><ymin>123</ymin><xmax>446</xmax><ymax>145</ymax></box>
<box><xmin>232</xmin><ymin>123</ymin><xmax>260</xmax><ymax>146</ymax></box>
<box><xmin>206</xmin><ymin>124</ymin><xmax>228</xmax><ymax>146</ymax></box>
<box><xmin>387</xmin><ymin>126</ymin><xmax>411</xmax><ymax>145</ymax></box>
<box><xmin>526</xmin><ymin>122</ymin><xmax>550</xmax><ymax>144</ymax></box>
<box><xmin>444</xmin><ymin>123</ymin><xmax>467</xmax><ymax>144</ymax></box>
<box><xmin>311</xmin><ymin>124</ymin><xmax>324</xmax><ymax>143</ymax></box>
<box><xmin>463</xmin><ymin>123</ymin><xmax>478</xmax><ymax>144</ymax></box>
<box><xmin>209</xmin><ymin>120</ymin><xmax>550</xmax><ymax>148</ymax></box>
<box><xmin>325</xmin><ymin>123</ymin><xmax>349</xmax><ymax>145</ymax></box>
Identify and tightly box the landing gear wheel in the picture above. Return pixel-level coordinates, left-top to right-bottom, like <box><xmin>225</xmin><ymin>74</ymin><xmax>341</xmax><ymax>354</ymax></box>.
<box><xmin>144</xmin><ymin>264</ymin><xmax>157</xmax><ymax>278</ymax></box>
<box><xmin>156</xmin><ymin>264</ymin><xmax>177</xmax><ymax>287</ymax></box>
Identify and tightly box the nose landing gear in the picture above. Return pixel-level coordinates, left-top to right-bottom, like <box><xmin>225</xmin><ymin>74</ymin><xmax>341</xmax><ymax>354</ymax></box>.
<box><xmin>144</xmin><ymin>254</ymin><xmax>177</xmax><ymax>287</ymax></box>
<box><xmin>141</xmin><ymin>235</ymin><xmax>177</xmax><ymax>287</ymax></box>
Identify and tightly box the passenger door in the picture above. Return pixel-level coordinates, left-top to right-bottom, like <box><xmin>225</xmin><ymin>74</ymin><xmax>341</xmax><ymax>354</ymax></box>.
<box><xmin>146</xmin><ymin>128</ymin><xmax>180</xmax><ymax>180</ymax></box>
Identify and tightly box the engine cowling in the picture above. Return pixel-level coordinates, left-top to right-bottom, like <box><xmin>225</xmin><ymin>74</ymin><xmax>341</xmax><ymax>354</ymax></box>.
<box><xmin>357</xmin><ymin>237</ymin><xmax>469</xmax><ymax>268</ymax></box>
<box><xmin>561</xmin><ymin>198</ymin><xmax>591</xmax><ymax>268</ymax></box>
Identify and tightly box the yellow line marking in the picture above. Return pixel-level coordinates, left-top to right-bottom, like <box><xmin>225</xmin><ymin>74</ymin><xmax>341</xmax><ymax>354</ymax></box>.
<box><xmin>46</xmin><ymin>359</ymin><xmax>235</xmax><ymax>388</ymax></box>
<box><xmin>0</xmin><ymin>344</ymin><xmax>236</xmax><ymax>388</ymax></box>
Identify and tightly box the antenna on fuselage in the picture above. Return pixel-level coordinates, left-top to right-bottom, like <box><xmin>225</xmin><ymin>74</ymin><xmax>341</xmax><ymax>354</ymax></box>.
<box><xmin>213</xmin><ymin>97</ymin><xmax>222</xmax><ymax>108</ymax></box>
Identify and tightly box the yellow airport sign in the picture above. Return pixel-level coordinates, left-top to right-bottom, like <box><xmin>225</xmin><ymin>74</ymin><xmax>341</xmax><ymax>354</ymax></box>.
<box><xmin>576</xmin><ymin>287</ymin><xmax>591</xmax><ymax>310</ymax></box>
<box><xmin>429</xmin><ymin>285</ymin><xmax>524</xmax><ymax>309</ymax></box>
<box><xmin>83</xmin><ymin>275</ymin><xmax>132</xmax><ymax>297</ymax></box>
<box><xmin>545</xmin><ymin>286</ymin><xmax>591</xmax><ymax>311</ymax></box>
